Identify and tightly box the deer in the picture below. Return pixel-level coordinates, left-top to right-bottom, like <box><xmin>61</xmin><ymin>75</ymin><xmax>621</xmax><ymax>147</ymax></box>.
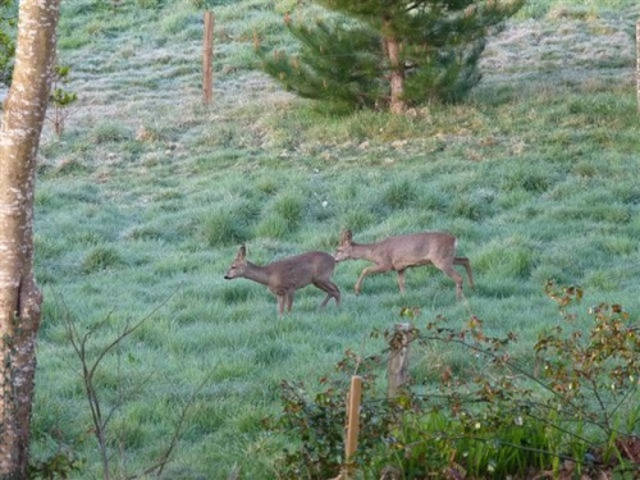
<box><xmin>223</xmin><ymin>245</ymin><xmax>341</xmax><ymax>315</ymax></box>
<box><xmin>334</xmin><ymin>230</ymin><xmax>474</xmax><ymax>299</ymax></box>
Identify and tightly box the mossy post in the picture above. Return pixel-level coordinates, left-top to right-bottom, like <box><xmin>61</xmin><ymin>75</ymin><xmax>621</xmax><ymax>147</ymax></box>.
<box><xmin>387</xmin><ymin>323</ymin><xmax>411</xmax><ymax>398</ymax></box>
<box><xmin>202</xmin><ymin>10</ymin><xmax>214</xmax><ymax>104</ymax></box>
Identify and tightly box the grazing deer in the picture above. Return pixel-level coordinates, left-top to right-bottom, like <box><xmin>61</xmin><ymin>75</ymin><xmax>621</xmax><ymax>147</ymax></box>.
<box><xmin>334</xmin><ymin>230</ymin><xmax>474</xmax><ymax>299</ymax></box>
<box><xmin>224</xmin><ymin>245</ymin><xmax>341</xmax><ymax>315</ymax></box>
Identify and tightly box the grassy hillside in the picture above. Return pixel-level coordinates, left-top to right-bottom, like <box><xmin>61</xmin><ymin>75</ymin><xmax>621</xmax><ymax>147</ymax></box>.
<box><xmin>20</xmin><ymin>0</ymin><xmax>640</xmax><ymax>477</ymax></box>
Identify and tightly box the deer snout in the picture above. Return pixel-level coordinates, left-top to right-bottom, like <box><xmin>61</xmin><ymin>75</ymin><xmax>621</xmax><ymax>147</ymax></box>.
<box><xmin>223</xmin><ymin>274</ymin><xmax>231</xmax><ymax>280</ymax></box>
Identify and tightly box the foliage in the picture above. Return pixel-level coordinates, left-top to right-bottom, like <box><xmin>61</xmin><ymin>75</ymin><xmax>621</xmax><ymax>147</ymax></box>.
<box><xmin>89</xmin><ymin>122</ymin><xmax>131</xmax><ymax>143</ymax></box>
<box><xmin>187</xmin><ymin>0</ymin><xmax>231</xmax><ymax>8</ymax></box>
<box><xmin>268</xmin><ymin>286</ymin><xmax>640</xmax><ymax>478</ymax></box>
<box><xmin>82</xmin><ymin>246</ymin><xmax>124</xmax><ymax>273</ymax></box>
<box><xmin>0</xmin><ymin>0</ymin><xmax>16</xmax><ymax>85</ymax></box>
<box><xmin>536</xmin><ymin>282</ymin><xmax>640</xmax><ymax>438</ymax></box>
<box><xmin>48</xmin><ymin>64</ymin><xmax>78</xmax><ymax>136</ymax></box>
<box><xmin>266</xmin><ymin>350</ymin><xmax>388</xmax><ymax>479</ymax></box>
<box><xmin>29</xmin><ymin>450</ymin><xmax>82</xmax><ymax>480</ymax></box>
<box><xmin>260</xmin><ymin>0</ymin><xmax>523</xmax><ymax>110</ymax></box>
<box><xmin>261</xmin><ymin>17</ymin><xmax>384</xmax><ymax>111</ymax></box>
<box><xmin>203</xmin><ymin>207</ymin><xmax>252</xmax><ymax>247</ymax></box>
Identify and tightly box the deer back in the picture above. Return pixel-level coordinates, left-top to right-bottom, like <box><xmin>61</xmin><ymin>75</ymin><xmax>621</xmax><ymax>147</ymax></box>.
<box><xmin>265</xmin><ymin>251</ymin><xmax>335</xmax><ymax>290</ymax></box>
<box><xmin>380</xmin><ymin>232</ymin><xmax>457</xmax><ymax>267</ymax></box>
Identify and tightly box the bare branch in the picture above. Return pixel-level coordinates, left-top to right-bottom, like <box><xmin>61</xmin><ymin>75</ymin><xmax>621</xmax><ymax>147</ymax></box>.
<box><xmin>128</xmin><ymin>371</ymin><xmax>214</xmax><ymax>479</ymax></box>
<box><xmin>87</xmin><ymin>293</ymin><xmax>176</xmax><ymax>383</ymax></box>
<box><xmin>59</xmin><ymin>289</ymin><xmax>178</xmax><ymax>480</ymax></box>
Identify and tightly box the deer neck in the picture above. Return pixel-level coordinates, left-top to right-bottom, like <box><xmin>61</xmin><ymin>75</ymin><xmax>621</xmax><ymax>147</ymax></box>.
<box><xmin>350</xmin><ymin>242</ymin><xmax>381</xmax><ymax>262</ymax></box>
<box><xmin>242</xmin><ymin>262</ymin><xmax>271</xmax><ymax>286</ymax></box>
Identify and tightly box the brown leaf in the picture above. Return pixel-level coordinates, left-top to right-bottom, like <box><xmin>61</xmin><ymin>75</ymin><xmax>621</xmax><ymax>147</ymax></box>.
<box><xmin>616</xmin><ymin>435</ymin><xmax>640</xmax><ymax>464</ymax></box>
<box><xmin>441</xmin><ymin>366</ymin><xmax>453</xmax><ymax>385</ymax></box>
<box><xmin>379</xmin><ymin>466</ymin><xmax>402</xmax><ymax>480</ymax></box>
<box><xmin>444</xmin><ymin>463</ymin><xmax>466</xmax><ymax>480</ymax></box>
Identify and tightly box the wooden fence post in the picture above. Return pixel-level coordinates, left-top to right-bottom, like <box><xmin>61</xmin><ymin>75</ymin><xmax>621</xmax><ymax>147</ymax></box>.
<box><xmin>340</xmin><ymin>375</ymin><xmax>362</xmax><ymax>479</ymax></box>
<box><xmin>202</xmin><ymin>11</ymin><xmax>214</xmax><ymax>104</ymax></box>
<box><xmin>387</xmin><ymin>323</ymin><xmax>412</xmax><ymax>398</ymax></box>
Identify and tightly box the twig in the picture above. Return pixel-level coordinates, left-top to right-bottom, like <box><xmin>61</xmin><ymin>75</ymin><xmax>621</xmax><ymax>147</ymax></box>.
<box><xmin>57</xmin><ymin>289</ymin><xmax>179</xmax><ymax>480</ymax></box>
<box><xmin>127</xmin><ymin>371</ymin><xmax>214</xmax><ymax>479</ymax></box>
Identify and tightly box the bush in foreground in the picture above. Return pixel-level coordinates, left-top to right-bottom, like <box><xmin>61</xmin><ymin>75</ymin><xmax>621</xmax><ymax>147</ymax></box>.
<box><xmin>268</xmin><ymin>283</ymin><xmax>640</xmax><ymax>478</ymax></box>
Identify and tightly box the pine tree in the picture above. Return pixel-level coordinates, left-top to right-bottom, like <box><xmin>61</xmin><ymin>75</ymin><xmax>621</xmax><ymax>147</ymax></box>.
<box><xmin>260</xmin><ymin>0</ymin><xmax>522</xmax><ymax>113</ymax></box>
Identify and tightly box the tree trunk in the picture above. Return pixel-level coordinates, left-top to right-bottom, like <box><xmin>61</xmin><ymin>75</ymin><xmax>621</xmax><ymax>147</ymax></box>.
<box><xmin>0</xmin><ymin>0</ymin><xmax>60</xmax><ymax>477</ymax></box>
<box><xmin>383</xmin><ymin>20</ymin><xmax>405</xmax><ymax>114</ymax></box>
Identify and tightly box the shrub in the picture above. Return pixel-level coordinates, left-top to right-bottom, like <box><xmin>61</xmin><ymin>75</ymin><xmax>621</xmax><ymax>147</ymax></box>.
<box><xmin>382</xmin><ymin>179</ymin><xmax>417</xmax><ymax>210</ymax></box>
<box><xmin>202</xmin><ymin>201</ymin><xmax>259</xmax><ymax>247</ymax></box>
<box><xmin>255</xmin><ymin>213</ymin><xmax>289</xmax><ymax>239</ymax></box>
<box><xmin>503</xmin><ymin>167</ymin><xmax>550</xmax><ymax>193</ymax></box>
<box><xmin>53</xmin><ymin>158</ymin><xmax>88</xmax><ymax>176</ymax></box>
<box><xmin>452</xmin><ymin>197</ymin><xmax>484</xmax><ymax>220</ymax></box>
<box><xmin>160</xmin><ymin>10</ymin><xmax>198</xmax><ymax>35</ymax></box>
<box><xmin>256</xmin><ymin>193</ymin><xmax>305</xmax><ymax>239</ymax></box>
<box><xmin>82</xmin><ymin>246</ymin><xmax>124</xmax><ymax>273</ymax></box>
<box><xmin>136</xmin><ymin>0</ymin><xmax>162</xmax><ymax>8</ymax></box>
<box><xmin>474</xmin><ymin>236</ymin><xmax>537</xmax><ymax>278</ymax></box>
<box><xmin>268</xmin><ymin>285</ymin><xmax>640</xmax><ymax>479</ymax></box>
<box><xmin>340</xmin><ymin>209</ymin><xmax>374</xmax><ymax>231</ymax></box>
<box><xmin>203</xmin><ymin>210</ymin><xmax>248</xmax><ymax>247</ymax></box>
<box><xmin>273</xmin><ymin>193</ymin><xmax>303</xmax><ymax>225</ymax></box>
<box><xmin>90</xmin><ymin>122</ymin><xmax>131</xmax><ymax>144</ymax></box>
<box><xmin>221</xmin><ymin>284</ymin><xmax>252</xmax><ymax>305</ymax></box>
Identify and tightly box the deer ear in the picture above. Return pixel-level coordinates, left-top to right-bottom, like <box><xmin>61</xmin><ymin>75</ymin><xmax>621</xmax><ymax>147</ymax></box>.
<box><xmin>340</xmin><ymin>229</ymin><xmax>352</xmax><ymax>245</ymax></box>
<box><xmin>237</xmin><ymin>244</ymin><xmax>246</xmax><ymax>259</ymax></box>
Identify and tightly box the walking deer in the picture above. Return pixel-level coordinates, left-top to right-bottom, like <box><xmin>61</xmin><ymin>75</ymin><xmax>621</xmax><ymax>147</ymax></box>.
<box><xmin>334</xmin><ymin>230</ymin><xmax>474</xmax><ymax>299</ymax></box>
<box><xmin>224</xmin><ymin>245</ymin><xmax>341</xmax><ymax>315</ymax></box>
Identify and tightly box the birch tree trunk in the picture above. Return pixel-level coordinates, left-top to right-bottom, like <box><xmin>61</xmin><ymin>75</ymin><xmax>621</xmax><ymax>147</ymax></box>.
<box><xmin>0</xmin><ymin>0</ymin><xmax>60</xmax><ymax>477</ymax></box>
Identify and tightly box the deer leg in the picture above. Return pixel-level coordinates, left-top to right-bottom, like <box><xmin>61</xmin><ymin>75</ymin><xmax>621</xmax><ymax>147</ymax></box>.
<box><xmin>276</xmin><ymin>294</ymin><xmax>285</xmax><ymax>316</ymax></box>
<box><xmin>355</xmin><ymin>264</ymin><xmax>390</xmax><ymax>295</ymax></box>
<box><xmin>396</xmin><ymin>269</ymin><xmax>406</xmax><ymax>294</ymax></box>
<box><xmin>433</xmin><ymin>260</ymin><xmax>464</xmax><ymax>300</ymax></box>
<box><xmin>454</xmin><ymin>257</ymin><xmax>474</xmax><ymax>290</ymax></box>
<box><xmin>327</xmin><ymin>281</ymin><xmax>341</xmax><ymax>306</ymax></box>
<box><xmin>320</xmin><ymin>294</ymin><xmax>331</xmax><ymax>307</ymax></box>
<box><xmin>322</xmin><ymin>280</ymin><xmax>341</xmax><ymax>306</ymax></box>
<box><xmin>313</xmin><ymin>281</ymin><xmax>331</xmax><ymax>307</ymax></box>
<box><xmin>286</xmin><ymin>291</ymin><xmax>294</xmax><ymax>312</ymax></box>
<box><xmin>314</xmin><ymin>281</ymin><xmax>340</xmax><ymax>308</ymax></box>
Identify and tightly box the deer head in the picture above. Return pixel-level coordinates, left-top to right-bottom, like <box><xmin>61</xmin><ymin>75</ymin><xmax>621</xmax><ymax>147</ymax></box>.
<box><xmin>334</xmin><ymin>230</ymin><xmax>354</xmax><ymax>262</ymax></box>
<box><xmin>224</xmin><ymin>245</ymin><xmax>248</xmax><ymax>279</ymax></box>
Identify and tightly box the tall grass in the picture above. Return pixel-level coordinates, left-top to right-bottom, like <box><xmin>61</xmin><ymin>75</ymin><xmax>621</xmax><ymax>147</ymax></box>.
<box><xmin>24</xmin><ymin>0</ymin><xmax>640</xmax><ymax>477</ymax></box>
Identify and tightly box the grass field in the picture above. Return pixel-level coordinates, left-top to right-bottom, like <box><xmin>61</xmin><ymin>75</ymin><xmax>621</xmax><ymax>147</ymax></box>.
<box><xmin>17</xmin><ymin>0</ymin><xmax>640</xmax><ymax>477</ymax></box>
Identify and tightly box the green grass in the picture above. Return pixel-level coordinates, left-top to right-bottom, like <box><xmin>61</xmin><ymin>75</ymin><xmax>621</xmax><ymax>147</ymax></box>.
<box><xmin>18</xmin><ymin>0</ymin><xmax>640</xmax><ymax>477</ymax></box>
